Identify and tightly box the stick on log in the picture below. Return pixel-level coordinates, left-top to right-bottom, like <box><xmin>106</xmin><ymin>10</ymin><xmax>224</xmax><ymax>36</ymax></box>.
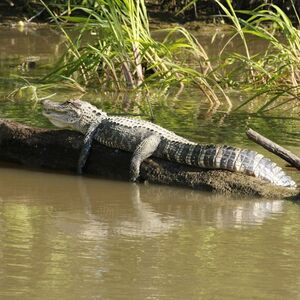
<box><xmin>246</xmin><ymin>128</ymin><xmax>300</xmax><ymax>170</ymax></box>
<box><xmin>0</xmin><ymin>119</ymin><xmax>298</xmax><ymax>199</ymax></box>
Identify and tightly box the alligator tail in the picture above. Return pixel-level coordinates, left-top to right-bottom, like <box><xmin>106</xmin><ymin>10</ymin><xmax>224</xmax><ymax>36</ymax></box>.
<box><xmin>163</xmin><ymin>142</ymin><xmax>296</xmax><ymax>188</ymax></box>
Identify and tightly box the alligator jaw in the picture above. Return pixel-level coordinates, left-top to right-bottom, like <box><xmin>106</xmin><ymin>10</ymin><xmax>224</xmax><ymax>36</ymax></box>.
<box><xmin>42</xmin><ymin>100</ymin><xmax>80</xmax><ymax>128</ymax></box>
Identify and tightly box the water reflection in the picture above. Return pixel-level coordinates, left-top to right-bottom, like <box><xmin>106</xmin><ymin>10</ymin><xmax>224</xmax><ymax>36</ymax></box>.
<box><xmin>1</xmin><ymin>167</ymin><xmax>300</xmax><ymax>300</ymax></box>
<box><xmin>53</xmin><ymin>181</ymin><xmax>286</xmax><ymax>238</ymax></box>
<box><xmin>53</xmin><ymin>178</ymin><xmax>180</xmax><ymax>239</ymax></box>
<box><xmin>130</xmin><ymin>186</ymin><xmax>285</xmax><ymax>229</ymax></box>
<box><xmin>0</xmin><ymin>26</ymin><xmax>65</xmax><ymax>63</ymax></box>
<box><xmin>0</xmin><ymin>166</ymin><xmax>286</xmax><ymax>237</ymax></box>
<box><xmin>113</xmin><ymin>183</ymin><xmax>180</xmax><ymax>236</ymax></box>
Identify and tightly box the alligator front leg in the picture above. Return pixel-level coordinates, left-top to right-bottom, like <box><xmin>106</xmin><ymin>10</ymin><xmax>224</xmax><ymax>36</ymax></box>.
<box><xmin>130</xmin><ymin>135</ymin><xmax>161</xmax><ymax>181</ymax></box>
<box><xmin>78</xmin><ymin>121</ymin><xmax>102</xmax><ymax>174</ymax></box>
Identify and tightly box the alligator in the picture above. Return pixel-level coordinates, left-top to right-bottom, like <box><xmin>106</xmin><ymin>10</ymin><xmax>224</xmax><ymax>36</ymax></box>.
<box><xmin>42</xmin><ymin>99</ymin><xmax>297</xmax><ymax>188</ymax></box>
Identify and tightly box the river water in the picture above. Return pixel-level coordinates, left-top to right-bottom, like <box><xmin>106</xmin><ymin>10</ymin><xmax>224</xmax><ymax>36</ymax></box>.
<box><xmin>0</xmin><ymin>24</ymin><xmax>300</xmax><ymax>300</ymax></box>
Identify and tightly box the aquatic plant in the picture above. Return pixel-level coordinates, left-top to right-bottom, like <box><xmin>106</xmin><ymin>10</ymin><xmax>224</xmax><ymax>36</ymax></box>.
<box><xmin>41</xmin><ymin>0</ymin><xmax>228</xmax><ymax>105</ymax></box>
<box><xmin>7</xmin><ymin>81</ymin><xmax>57</xmax><ymax>106</ymax></box>
<box><xmin>216</xmin><ymin>0</ymin><xmax>300</xmax><ymax>111</ymax></box>
<box><xmin>35</xmin><ymin>0</ymin><xmax>300</xmax><ymax>113</ymax></box>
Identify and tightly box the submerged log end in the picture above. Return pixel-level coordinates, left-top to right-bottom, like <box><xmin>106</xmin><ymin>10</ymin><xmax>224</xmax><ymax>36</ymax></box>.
<box><xmin>0</xmin><ymin>119</ymin><xmax>298</xmax><ymax>199</ymax></box>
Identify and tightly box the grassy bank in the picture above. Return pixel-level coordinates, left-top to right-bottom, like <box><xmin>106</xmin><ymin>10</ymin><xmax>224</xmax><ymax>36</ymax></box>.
<box><xmin>216</xmin><ymin>1</ymin><xmax>300</xmax><ymax>111</ymax></box>
<box><xmin>41</xmin><ymin>0</ymin><xmax>228</xmax><ymax>105</ymax></box>
<box><xmin>4</xmin><ymin>0</ymin><xmax>299</xmax><ymax>113</ymax></box>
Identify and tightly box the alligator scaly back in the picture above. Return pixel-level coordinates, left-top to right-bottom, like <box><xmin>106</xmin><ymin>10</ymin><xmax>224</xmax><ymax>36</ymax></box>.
<box><xmin>43</xmin><ymin>99</ymin><xmax>297</xmax><ymax>188</ymax></box>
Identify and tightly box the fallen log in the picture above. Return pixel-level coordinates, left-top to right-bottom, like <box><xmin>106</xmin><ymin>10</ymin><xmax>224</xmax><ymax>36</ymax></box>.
<box><xmin>247</xmin><ymin>128</ymin><xmax>300</xmax><ymax>170</ymax></box>
<box><xmin>0</xmin><ymin>119</ymin><xmax>298</xmax><ymax>199</ymax></box>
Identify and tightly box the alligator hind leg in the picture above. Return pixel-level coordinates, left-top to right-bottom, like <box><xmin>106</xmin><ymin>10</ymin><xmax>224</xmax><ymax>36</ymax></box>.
<box><xmin>130</xmin><ymin>135</ymin><xmax>161</xmax><ymax>182</ymax></box>
<box><xmin>78</xmin><ymin>121</ymin><xmax>102</xmax><ymax>174</ymax></box>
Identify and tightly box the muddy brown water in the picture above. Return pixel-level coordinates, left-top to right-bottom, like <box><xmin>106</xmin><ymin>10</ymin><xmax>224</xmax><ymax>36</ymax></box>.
<box><xmin>0</xmin><ymin>25</ymin><xmax>300</xmax><ymax>299</ymax></box>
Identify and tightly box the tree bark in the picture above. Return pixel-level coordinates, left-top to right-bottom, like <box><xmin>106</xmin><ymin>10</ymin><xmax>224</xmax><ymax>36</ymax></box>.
<box><xmin>0</xmin><ymin>119</ymin><xmax>298</xmax><ymax>199</ymax></box>
<box><xmin>246</xmin><ymin>128</ymin><xmax>300</xmax><ymax>170</ymax></box>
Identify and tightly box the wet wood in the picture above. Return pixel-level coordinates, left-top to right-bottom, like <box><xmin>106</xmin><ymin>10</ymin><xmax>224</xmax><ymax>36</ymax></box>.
<box><xmin>246</xmin><ymin>128</ymin><xmax>300</xmax><ymax>170</ymax></box>
<box><xmin>0</xmin><ymin>119</ymin><xmax>298</xmax><ymax>199</ymax></box>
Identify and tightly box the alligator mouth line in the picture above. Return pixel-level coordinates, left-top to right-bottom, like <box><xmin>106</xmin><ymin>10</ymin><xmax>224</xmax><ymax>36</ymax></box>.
<box><xmin>42</xmin><ymin>109</ymin><xmax>66</xmax><ymax>117</ymax></box>
<box><xmin>42</xmin><ymin>107</ymin><xmax>80</xmax><ymax>128</ymax></box>
<box><xmin>43</xmin><ymin>99</ymin><xmax>64</xmax><ymax>111</ymax></box>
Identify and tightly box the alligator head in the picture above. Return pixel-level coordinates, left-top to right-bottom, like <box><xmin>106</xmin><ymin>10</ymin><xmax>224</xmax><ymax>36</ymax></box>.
<box><xmin>43</xmin><ymin>99</ymin><xmax>107</xmax><ymax>133</ymax></box>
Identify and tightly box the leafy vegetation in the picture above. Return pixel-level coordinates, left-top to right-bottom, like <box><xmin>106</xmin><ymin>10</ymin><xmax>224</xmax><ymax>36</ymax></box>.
<box><xmin>41</xmin><ymin>0</ymin><xmax>228</xmax><ymax>105</ymax></box>
<box><xmin>215</xmin><ymin>0</ymin><xmax>300</xmax><ymax>111</ymax></box>
<box><xmin>4</xmin><ymin>0</ymin><xmax>300</xmax><ymax>112</ymax></box>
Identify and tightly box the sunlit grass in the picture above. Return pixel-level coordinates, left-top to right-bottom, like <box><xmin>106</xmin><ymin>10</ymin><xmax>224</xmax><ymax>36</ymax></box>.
<box><xmin>28</xmin><ymin>0</ymin><xmax>300</xmax><ymax>113</ymax></box>
<box><xmin>216</xmin><ymin>0</ymin><xmax>300</xmax><ymax>111</ymax></box>
<box><xmin>40</xmin><ymin>0</ymin><xmax>228</xmax><ymax>105</ymax></box>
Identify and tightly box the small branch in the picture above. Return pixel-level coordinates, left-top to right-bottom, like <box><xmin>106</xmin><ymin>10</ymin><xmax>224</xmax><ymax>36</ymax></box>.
<box><xmin>132</xmin><ymin>43</ymin><xmax>144</xmax><ymax>86</ymax></box>
<box><xmin>246</xmin><ymin>128</ymin><xmax>300</xmax><ymax>170</ymax></box>
<box><xmin>121</xmin><ymin>61</ymin><xmax>135</xmax><ymax>88</ymax></box>
<box><xmin>27</xmin><ymin>8</ymin><xmax>45</xmax><ymax>22</ymax></box>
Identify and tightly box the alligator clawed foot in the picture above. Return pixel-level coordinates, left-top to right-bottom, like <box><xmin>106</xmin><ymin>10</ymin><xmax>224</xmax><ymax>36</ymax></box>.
<box><xmin>129</xmin><ymin>165</ymin><xmax>139</xmax><ymax>182</ymax></box>
<box><xmin>130</xmin><ymin>173</ymin><xmax>139</xmax><ymax>182</ymax></box>
<box><xmin>130</xmin><ymin>171</ymin><xmax>145</xmax><ymax>183</ymax></box>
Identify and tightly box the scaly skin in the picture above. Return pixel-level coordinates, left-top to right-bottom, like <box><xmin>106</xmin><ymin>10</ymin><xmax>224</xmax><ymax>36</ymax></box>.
<box><xmin>43</xmin><ymin>99</ymin><xmax>297</xmax><ymax>188</ymax></box>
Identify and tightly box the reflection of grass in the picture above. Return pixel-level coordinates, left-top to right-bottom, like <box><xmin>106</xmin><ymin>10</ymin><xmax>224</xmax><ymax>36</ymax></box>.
<box><xmin>40</xmin><ymin>0</ymin><xmax>227</xmax><ymax>105</ymax></box>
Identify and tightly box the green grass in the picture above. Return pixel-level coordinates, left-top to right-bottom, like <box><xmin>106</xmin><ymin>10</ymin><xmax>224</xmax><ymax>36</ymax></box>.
<box><xmin>40</xmin><ymin>0</ymin><xmax>228</xmax><ymax>105</ymax></box>
<box><xmin>35</xmin><ymin>0</ymin><xmax>300</xmax><ymax>113</ymax></box>
<box><xmin>216</xmin><ymin>0</ymin><xmax>300</xmax><ymax>111</ymax></box>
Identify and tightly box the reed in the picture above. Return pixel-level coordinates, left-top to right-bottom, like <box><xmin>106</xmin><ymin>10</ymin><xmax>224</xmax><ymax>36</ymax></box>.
<box><xmin>40</xmin><ymin>0</ymin><xmax>300</xmax><ymax>111</ymax></box>
<box><xmin>217</xmin><ymin>1</ymin><xmax>300</xmax><ymax>110</ymax></box>
<box><xmin>41</xmin><ymin>0</ymin><xmax>226</xmax><ymax>104</ymax></box>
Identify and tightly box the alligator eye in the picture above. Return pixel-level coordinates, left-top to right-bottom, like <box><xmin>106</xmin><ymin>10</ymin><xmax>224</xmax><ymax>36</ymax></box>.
<box><xmin>71</xmin><ymin>101</ymin><xmax>82</xmax><ymax>108</ymax></box>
